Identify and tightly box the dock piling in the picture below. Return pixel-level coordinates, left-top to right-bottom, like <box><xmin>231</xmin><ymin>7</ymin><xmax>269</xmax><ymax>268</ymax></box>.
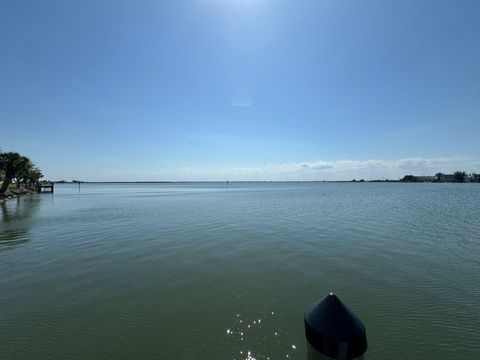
<box><xmin>37</xmin><ymin>182</ymin><xmax>54</xmax><ymax>193</ymax></box>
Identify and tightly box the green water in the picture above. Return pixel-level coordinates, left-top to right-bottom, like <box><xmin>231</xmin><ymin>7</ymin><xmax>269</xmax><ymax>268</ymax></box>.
<box><xmin>1</xmin><ymin>183</ymin><xmax>479</xmax><ymax>359</ymax></box>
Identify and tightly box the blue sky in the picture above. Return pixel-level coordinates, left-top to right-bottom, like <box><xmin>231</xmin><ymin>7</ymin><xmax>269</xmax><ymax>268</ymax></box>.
<box><xmin>1</xmin><ymin>0</ymin><xmax>479</xmax><ymax>181</ymax></box>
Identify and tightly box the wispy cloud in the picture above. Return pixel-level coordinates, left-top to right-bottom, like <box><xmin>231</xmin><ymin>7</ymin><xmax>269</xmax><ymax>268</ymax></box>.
<box><xmin>58</xmin><ymin>156</ymin><xmax>477</xmax><ymax>182</ymax></box>
<box><xmin>190</xmin><ymin>156</ymin><xmax>475</xmax><ymax>181</ymax></box>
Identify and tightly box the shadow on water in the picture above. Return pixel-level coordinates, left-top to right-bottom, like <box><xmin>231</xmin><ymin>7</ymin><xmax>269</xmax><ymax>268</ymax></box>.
<box><xmin>0</xmin><ymin>196</ymin><xmax>40</xmax><ymax>250</ymax></box>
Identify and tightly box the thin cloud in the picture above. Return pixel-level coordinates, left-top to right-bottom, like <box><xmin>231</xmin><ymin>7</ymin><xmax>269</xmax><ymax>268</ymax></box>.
<box><xmin>221</xmin><ymin>156</ymin><xmax>473</xmax><ymax>180</ymax></box>
<box><xmin>56</xmin><ymin>156</ymin><xmax>476</xmax><ymax>182</ymax></box>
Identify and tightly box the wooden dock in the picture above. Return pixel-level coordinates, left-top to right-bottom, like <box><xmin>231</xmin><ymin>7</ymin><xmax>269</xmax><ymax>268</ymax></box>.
<box><xmin>37</xmin><ymin>182</ymin><xmax>54</xmax><ymax>193</ymax></box>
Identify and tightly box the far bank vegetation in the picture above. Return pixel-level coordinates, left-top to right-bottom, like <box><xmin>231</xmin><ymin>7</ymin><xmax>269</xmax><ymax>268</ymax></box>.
<box><xmin>0</xmin><ymin>150</ymin><xmax>43</xmax><ymax>194</ymax></box>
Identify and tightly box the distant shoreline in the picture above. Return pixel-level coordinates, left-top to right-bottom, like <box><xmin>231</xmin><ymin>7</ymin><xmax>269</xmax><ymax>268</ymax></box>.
<box><xmin>52</xmin><ymin>171</ymin><xmax>479</xmax><ymax>184</ymax></box>
<box><xmin>55</xmin><ymin>180</ymin><xmax>382</xmax><ymax>184</ymax></box>
<box><xmin>53</xmin><ymin>180</ymin><xmax>478</xmax><ymax>184</ymax></box>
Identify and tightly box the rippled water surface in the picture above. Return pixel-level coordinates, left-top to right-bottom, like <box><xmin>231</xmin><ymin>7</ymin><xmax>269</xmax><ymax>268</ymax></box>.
<box><xmin>1</xmin><ymin>183</ymin><xmax>479</xmax><ymax>359</ymax></box>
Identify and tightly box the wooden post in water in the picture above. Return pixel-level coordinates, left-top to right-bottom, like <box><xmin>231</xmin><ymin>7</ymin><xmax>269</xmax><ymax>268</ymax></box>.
<box><xmin>305</xmin><ymin>293</ymin><xmax>367</xmax><ymax>360</ymax></box>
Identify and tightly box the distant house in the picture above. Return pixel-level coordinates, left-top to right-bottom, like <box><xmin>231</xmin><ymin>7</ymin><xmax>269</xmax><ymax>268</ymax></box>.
<box><xmin>436</xmin><ymin>173</ymin><xmax>455</xmax><ymax>182</ymax></box>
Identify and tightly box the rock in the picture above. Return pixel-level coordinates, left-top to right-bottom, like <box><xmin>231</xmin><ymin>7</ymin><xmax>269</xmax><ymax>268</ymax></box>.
<box><xmin>0</xmin><ymin>188</ymin><xmax>34</xmax><ymax>202</ymax></box>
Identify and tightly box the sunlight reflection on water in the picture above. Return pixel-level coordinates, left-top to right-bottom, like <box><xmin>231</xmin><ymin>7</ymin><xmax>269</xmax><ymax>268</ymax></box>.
<box><xmin>225</xmin><ymin>311</ymin><xmax>298</xmax><ymax>360</ymax></box>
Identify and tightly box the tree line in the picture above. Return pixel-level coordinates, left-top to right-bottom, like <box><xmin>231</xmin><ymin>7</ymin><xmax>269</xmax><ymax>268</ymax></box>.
<box><xmin>0</xmin><ymin>150</ymin><xmax>43</xmax><ymax>194</ymax></box>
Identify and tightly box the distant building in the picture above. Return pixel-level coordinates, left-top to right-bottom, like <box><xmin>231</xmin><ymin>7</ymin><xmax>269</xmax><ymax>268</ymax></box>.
<box><xmin>435</xmin><ymin>173</ymin><xmax>455</xmax><ymax>182</ymax></box>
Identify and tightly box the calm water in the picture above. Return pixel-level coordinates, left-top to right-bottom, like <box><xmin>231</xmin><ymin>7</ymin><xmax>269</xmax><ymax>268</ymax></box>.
<box><xmin>1</xmin><ymin>182</ymin><xmax>479</xmax><ymax>360</ymax></box>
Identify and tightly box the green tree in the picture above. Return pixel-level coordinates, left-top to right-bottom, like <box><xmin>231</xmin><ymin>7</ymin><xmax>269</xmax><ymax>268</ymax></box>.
<box><xmin>453</xmin><ymin>171</ymin><xmax>466</xmax><ymax>183</ymax></box>
<box><xmin>401</xmin><ymin>175</ymin><xmax>416</xmax><ymax>182</ymax></box>
<box><xmin>25</xmin><ymin>166</ymin><xmax>43</xmax><ymax>188</ymax></box>
<box><xmin>14</xmin><ymin>156</ymin><xmax>34</xmax><ymax>188</ymax></box>
<box><xmin>0</xmin><ymin>152</ymin><xmax>33</xmax><ymax>193</ymax></box>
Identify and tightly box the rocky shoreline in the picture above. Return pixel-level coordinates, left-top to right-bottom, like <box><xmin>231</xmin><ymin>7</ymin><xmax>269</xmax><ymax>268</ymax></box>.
<box><xmin>0</xmin><ymin>188</ymin><xmax>35</xmax><ymax>203</ymax></box>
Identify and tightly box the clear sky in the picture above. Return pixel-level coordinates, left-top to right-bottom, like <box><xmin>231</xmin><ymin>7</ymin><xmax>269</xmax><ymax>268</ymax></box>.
<box><xmin>1</xmin><ymin>0</ymin><xmax>479</xmax><ymax>181</ymax></box>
